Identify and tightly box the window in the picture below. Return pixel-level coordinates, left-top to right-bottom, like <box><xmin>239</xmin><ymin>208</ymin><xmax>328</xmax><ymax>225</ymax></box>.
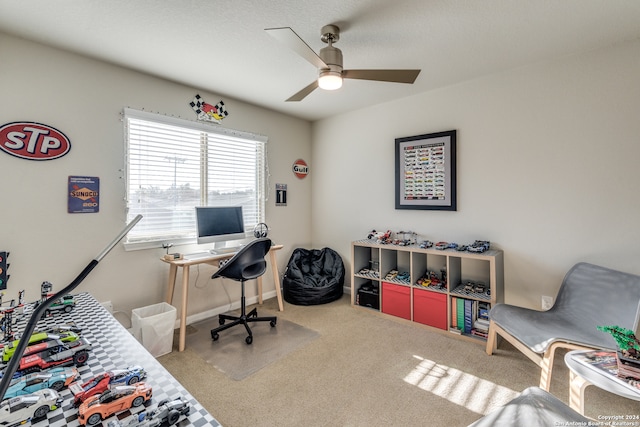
<box><xmin>124</xmin><ymin>108</ymin><xmax>267</xmax><ymax>249</ymax></box>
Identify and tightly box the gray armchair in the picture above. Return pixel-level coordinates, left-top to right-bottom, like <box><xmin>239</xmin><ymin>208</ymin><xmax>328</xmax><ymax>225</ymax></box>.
<box><xmin>486</xmin><ymin>262</ymin><xmax>640</xmax><ymax>391</ymax></box>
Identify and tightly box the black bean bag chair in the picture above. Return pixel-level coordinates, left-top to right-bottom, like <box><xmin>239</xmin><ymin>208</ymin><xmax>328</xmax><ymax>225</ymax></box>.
<box><xmin>283</xmin><ymin>247</ymin><xmax>345</xmax><ymax>305</ymax></box>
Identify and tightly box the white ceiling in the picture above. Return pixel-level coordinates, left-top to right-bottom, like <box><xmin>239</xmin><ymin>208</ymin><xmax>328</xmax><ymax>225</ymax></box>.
<box><xmin>1</xmin><ymin>0</ymin><xmax>640</xmax><ymax>121</ymax></box>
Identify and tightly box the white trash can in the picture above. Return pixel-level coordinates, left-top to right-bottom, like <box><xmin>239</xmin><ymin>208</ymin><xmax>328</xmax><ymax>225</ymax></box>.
<box><xmin>131</xmin><ymin>302</ymin><xmax>176</xmax><ymax>357</ymax></box>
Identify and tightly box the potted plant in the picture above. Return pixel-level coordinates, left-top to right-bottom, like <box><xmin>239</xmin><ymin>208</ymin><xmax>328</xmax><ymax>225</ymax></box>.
<box><xmin>597</xmin><ymin>325</ymin><xmax>640</xmax><ymax>380</ymax></box>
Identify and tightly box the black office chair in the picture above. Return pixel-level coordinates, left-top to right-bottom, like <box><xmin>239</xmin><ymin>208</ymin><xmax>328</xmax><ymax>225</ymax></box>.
<box><xmin>210</xmin><ymin>238</ymin><xmax>277</xmax><ymax>344</ymax></box>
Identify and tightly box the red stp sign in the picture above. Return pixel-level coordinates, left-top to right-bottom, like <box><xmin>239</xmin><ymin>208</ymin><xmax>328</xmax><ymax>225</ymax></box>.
<box><xmin>0</xmin><ymin>122</ymin><xmax>71</xmax><ymax>160</ymax></box>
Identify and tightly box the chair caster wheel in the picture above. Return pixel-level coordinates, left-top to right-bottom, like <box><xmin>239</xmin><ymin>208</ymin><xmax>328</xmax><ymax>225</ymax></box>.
<box><xmin>218</xmin><ymin>318</ymin><xmax>225</xmax><ymax>325</ymax></box>
<box><xmin>245</xmin><ymin>336</ymin><xmax>253</xmax><ymax>345</ymax></box>
<box><xmin>270</xmin><ymin>320</ymin><xmax>277</xmax><ymax>327</ymax></box>
<box><xmin>212</xmin><ymin>333</ymin><xmax>219</xmax><ymax>341</ymax></box>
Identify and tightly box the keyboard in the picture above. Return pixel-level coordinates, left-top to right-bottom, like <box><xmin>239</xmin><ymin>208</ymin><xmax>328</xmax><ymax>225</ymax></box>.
<box><xmin>210</xmin><ymin>246</ymin><xmax>242</xmax><ymax>255</ymax></box>
<box><xmin>183</xmin><ymin>252</ymin><xmax>213</xmax><ymax>260</ymax></box>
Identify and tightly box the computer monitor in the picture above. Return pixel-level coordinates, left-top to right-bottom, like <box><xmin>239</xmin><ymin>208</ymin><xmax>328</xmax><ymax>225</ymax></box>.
<box><xmin>195</xmin><ymin>206</ymin><xmax>246</xmax><ymax>245</ymax></box>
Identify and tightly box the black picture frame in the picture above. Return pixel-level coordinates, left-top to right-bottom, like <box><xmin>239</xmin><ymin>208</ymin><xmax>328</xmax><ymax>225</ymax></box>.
<box><xmin>395</xmin><ymin>130</ymin><xmax>457</xmax><ymax>211</ymax></box>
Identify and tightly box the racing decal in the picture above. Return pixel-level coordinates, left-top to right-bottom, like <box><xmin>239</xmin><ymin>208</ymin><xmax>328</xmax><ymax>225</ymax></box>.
<box><xmin>189</xmin><ymin>94</ymin><xmax>229</xmax><ymax>123</ymax></box>
<box><xmin>0</xmin><ymin>121</ymin><xmax>71</xmax><ymax>160</ymax></box>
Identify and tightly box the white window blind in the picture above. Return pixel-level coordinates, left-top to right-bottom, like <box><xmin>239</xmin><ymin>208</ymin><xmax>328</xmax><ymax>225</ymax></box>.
<box><xmin>124</xmin><ymin>108</ymin><xmax>267</xmax><ymax>248</ymax></box>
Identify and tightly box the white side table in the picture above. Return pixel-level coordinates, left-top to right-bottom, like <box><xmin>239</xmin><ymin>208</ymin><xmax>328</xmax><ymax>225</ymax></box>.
<box><xmin>564</xmin><ymin>350</ymin><xmax>640</xmax><ymax>415</ymax></box>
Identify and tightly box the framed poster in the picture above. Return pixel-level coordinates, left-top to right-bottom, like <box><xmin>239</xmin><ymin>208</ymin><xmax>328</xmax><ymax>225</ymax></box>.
<box><xmin>395</xmin><ymin>130</ymin><xmax>456</xmax><ymax>211</ymax></box>
<box><xmin>68</xmin><ymin>176</ymin><xmax>100</xmax><ymax>213</ymax></box>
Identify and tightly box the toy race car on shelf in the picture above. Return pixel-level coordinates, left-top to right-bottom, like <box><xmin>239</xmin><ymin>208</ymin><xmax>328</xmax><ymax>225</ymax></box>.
<box><xmin>467</xmin><ymin>240</ymin><xmax>490</xmax><ymax>253</ymax></box>
<box><xmin>70</xmin><ymin>366</ymin><xmax>148</xmax><ymax>406</ymax></box>
<box><xmin>435</xmin><ymin>242</ymin><xmax>449</xmax><ymax>250</ymax></box>
<box><xmin>419</xmin><ymin>240</ymin><xmax>433</xmax><ymax>249</ymax></box>
<box><xmin>77</xmin><ymin>383</ymin><xmax>153</xmax><ymax>426</ymax></box>
<box><xmin>0</xmin><ymin>336</ymin><xmax>92</xmax><ymax>375</ymax></box>
<box><xmin>2</xmin><ymin>329</ymin><xmax>81</xmax><ymax>362</ymax></box>
<box><xmin>106</xmin><ymin>397</ymin><xmax>191</xmax><ymax>427</ymax></box>
<box><xmin>4</xmin><ymin>367</ymin><xmax>78</xmax><ymax>398</ymax></box>
<box><xmin>0</xmin><ymin>388</ymin><xmax>63</xmax><ymax>425</ymax></box>
<box><xmin>33</xmin><ymin>281</ymin><xmax>77</xmax><ymax>316</ymax></box>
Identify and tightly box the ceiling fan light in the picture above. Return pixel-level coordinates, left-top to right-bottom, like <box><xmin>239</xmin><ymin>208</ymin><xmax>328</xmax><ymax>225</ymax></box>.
<box><xmin>318</xmin><ymin>72</ymin><xmax>342</xmax><ymax>90</ymax></box>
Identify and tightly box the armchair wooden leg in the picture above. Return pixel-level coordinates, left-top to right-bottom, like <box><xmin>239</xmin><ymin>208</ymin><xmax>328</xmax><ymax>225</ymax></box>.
<box><xmin>486</xmin><ymin>320</ymin><xmax>498</xmax><ymax>355</ymax></box>
<box><xmin>539</xmin><ymin>349</ymin><xmax>555</xmax><ymax>391</ymax></box>
<box><xmin>569</xmin><ymin>370</ymin><xmax>589</xmax><ymax>415</ymax></box>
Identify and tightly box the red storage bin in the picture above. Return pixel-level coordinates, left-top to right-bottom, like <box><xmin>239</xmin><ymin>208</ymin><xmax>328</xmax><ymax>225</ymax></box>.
<box><xmin>381</xmin><ymin>282</ymin><xmax>411</xmax><ymax>320</ymax></box>
<box><xmin>413</xmin><ymin>288</ymin><xmax>447</xmax><ymax>330</ymax></box>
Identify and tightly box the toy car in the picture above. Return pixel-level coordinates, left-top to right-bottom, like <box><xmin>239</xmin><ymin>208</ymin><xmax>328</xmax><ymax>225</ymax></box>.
<box><xmin>435</xmin><ymin>241</ymin><xmax>448</xmax><ymax>250</ymax></box>
<box><xmin>0</xmin><ymin>388</ymin><xmax>62</xmax><ymax>425</ymax></box>
<box><xmin>77</xmin><ymin>383</ymin><xmax>153</xmax><ymax>426</ymax></box>
<box><xmin>467</xmin><ymin>240</ymin><xmax>490</xmax><ymax>253</ymax></box>
<box><xmin>5</xmin><ymin>336</ymin><xmax>92</xmax><ymax>374</ymax></box>
<box><xmin>46</xmin><ymin>295</ymin><xmax>76</xmax><ymax>315</ymax></box>
<box><xmin>396</xmin><ymin>272</ymin><xmax>410</xmax><ymax>283</ymax></box>
<box><xmin>4</xmin><ymin>367</ymin><xmax>78</xmax><ymax>398</ymax></box>
<box><xmin>2</xmin><ymin>330</ymin><xmax>80</xmax><ymax>362</ymax></box>
<box><xmin>70</xmin><ymin>372</ymin><xmax>112</xmax><ymax>406</ymax></box>
<box><xmin>69</xmin><ymin>365</ymin><xmax>146</xmax><ymax>406</ymax></box>
<box><xmin>419</xmin><ymin>240</ymin><xmax>433</xmax><ymax>249</ymax></box>
<box><xmin>474</xmin><ymin>282</ymin><xmax>487</xmax><ymax>294</ymax></box>
<box><xmin>106</xmin><ymin>397</ymin><xmax>191</xmax><ymax>427</ymax></box>
<box><xmin>110</xmin><ymin>366</ymin><xmax>147</xmax><ymax>386</ymax></box>
<box><xmin>384</xmin><ymin>270</ymin><xmax>398</xmax><ymax>281</ymax></box>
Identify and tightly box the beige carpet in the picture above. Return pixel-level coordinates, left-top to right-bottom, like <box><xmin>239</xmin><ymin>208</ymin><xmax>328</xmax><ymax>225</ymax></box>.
<box><xmin>185</xmin><ymin>311</ymin><xmax>319</xmax><ymax>380</ymax></box>
<box><xmin>160</xmin><ymin>295</ymin><xmax>639</xmax><ymax>427</ymax></box>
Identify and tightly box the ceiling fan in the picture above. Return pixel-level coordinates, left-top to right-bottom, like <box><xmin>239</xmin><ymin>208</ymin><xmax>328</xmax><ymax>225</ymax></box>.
<box><xmin>265</xmin><ymin>24</ymin><xmax>421</xmax><ymax>102</ymax></box>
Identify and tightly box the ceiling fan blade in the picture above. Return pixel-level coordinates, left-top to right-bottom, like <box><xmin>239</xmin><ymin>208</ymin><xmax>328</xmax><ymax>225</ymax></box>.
<box><xmin>286</xmin><ymin>80</ymin><xmax>319</xmax><ymax>102</ymax></box>
<box><xmin>342</xmin><ymin>69</ymin><xmax>421</xmax><ymax>84</ymax></box>
<box><xmin>265</xmin><ymin>27</ymin><xmax>328</xmax><ymax>69</ymax></box>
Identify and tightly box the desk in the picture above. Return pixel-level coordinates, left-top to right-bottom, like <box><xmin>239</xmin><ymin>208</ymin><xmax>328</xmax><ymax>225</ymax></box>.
<box><xmin>162</xmin><ymin>244</ymin><xmax>284</xmax><ymax>352</ymax></box>
<box><xmin>565</xmin><ymin>350</ymin><xmax>640</xmax><ymax>415</ymax></box>
<box><xmin>0</xmin><ymin>292</ymin><xmax>220</xmax><ymax>427</ymax></box>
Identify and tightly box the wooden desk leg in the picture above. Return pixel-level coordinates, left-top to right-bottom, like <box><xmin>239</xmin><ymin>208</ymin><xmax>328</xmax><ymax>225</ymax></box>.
<box><xmin>270</xmin><ymin>250</ymin><xmax>284</xmax><ymax>312</ymax></box>
<box><xmin>257</xmin><ymin>276</ymin><xmax>263</xmax><ymax>305</ymax></box>
<box><xmin>178</xmin><ymin>266</ymin><xmax>190</xmax><ymax>352</ymax></box>
<box><xmin>165</xmin><ymin>264</ymin><xmax>178</xmax><ymax>304</ymax></box>
<box><xmin>569</xmin><ymin>370</ymin><xmax>589</xmax><ymax>415</ymax></box>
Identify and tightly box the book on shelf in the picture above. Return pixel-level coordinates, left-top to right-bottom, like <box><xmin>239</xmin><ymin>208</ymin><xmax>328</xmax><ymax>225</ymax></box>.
<box><xmin>473</xmin><ymin>318</ymin><xmax>490</xmax><ymax>333</ymax></box>
<box><xmin>571</xmin><ymin>350</ymin><xmax>640</xmax><ymax>393</ymax></box>
<box><xmin>463</xmin><ymin>299</ymin><xmax>475</xmax><ymax>334</ymax></box>
<box><xmin>456</xmin><ymin>298</ymin><xmax>464</xmax><ymax>332</ymax></box>
<box><xmin>451</xmin><ymin>297</ymin><xmax>457</xmax><ymax>328</ymax></box>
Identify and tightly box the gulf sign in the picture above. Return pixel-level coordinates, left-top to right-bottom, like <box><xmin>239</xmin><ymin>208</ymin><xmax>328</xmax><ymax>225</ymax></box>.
<box><xmin>292</xmin><ymin>159</ymin><xmax>308</xmax><ymax>179</ymax></box>
<box><xmin>0</xmin><ymin>122</ymin><xmax>71</xmax><ymax>160</ymax></box>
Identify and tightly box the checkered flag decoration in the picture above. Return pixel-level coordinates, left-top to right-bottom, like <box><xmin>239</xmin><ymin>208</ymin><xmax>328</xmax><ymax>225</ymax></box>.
<box><xmin>190</xmin><ymin>94</ymin><xmax>229</xmax><ymax>123</ymax></box>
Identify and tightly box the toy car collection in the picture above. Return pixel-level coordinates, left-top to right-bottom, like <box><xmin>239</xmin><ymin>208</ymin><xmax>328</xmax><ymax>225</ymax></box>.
<box><xmin>366</xmin><ymin>231</ymin><xmax>491</xmax><ymax>253</ymax></box>
<box><xmin>0</xmin><ymin>291</ymin><xmax>191</xmax><ymax>427</ymax></box>
<box><xmin>106</xmin><ymin>396</ymin><xmax>191</xmax><ymax>427</ymax></box>
<box><xmin>0</xmin><ymin>388</ymin><xmax>63</xmax><ymax>425</ymax></box>
<box><xmin>4</xmin><ymin>367</ymin><xmax>78</xmax><ymax>398</ymax></box>
<box><xmin>77</xmin><ymin>383</ymin><xmax>153</xmax><ymax>426</ymax></box>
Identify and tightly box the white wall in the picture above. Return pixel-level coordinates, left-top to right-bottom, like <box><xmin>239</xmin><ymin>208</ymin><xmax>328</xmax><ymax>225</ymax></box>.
<box><xmin>0</xmin><ymin>33</ymin><xmax>312</xmax><ymax>320</ymax></box>
<box><xmin>311</xmin><ymin>39</ymin><xmax>640</xmax><ymax>309</ymax></box>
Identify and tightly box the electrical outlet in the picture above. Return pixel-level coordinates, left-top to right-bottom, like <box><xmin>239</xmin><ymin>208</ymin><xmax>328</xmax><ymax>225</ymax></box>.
<box><xmin>101</xmin><ymin>300</ymin><xmax>114</xmax><ymax>313</ymax></box>
<box><xmin>541</xmin><ymin>295</ymin><xmax>554</xmax><ymax>311</ymax></box>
